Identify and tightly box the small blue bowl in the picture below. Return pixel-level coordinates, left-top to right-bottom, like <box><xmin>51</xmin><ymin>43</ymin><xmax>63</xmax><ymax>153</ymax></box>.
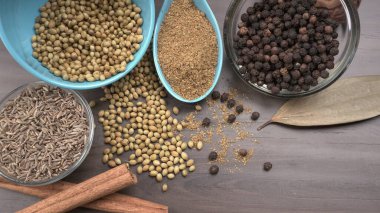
<box><xmin>153</xmin><ymin>0</ymin><xmax>223</xmax><ymax>103</ymax></box>
<box><xmin>0</xmin><ymin>0</ymin><xmax>155</xmax><ymax>90</ymax></box>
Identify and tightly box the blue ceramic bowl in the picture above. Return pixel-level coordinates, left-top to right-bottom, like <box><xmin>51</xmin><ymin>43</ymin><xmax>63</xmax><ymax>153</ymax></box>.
<box><xmin>0</xmin><ymin>0</ymin><xmax>155</xmax><ymax>90</ymax></box>
<box><xmin>153</xmin><ymin>0</ymin><xmax>223</xmax><ymax>103</ymax></box>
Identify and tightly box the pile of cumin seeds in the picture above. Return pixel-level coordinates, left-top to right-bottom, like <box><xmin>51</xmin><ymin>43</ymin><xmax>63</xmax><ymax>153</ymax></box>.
<box><xmin>0</xmin><ymin>84</ymin><xmax>89</xmax><ymax>182</ymax></box>
<box><xmin>158</xmin><ymin>0</ymin><xmax>218</xmax><ymax>100</ymax></box>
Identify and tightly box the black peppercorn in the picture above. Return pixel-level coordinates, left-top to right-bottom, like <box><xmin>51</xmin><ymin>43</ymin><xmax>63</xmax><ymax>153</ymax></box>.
<box><xmin>263</xmin><ymin>162</ymin><xmax>272</xmax><ymax>171</ymax></box>
<box><xmin>225</xmin><ymin>99</ymin><xmax>235</xmax><ymax>109</ymax></box>
<box><xmin>211</xmin><ymin>91</ymin><xmax>220</xmax><ymax>100</ymax></box>
<box><xmin>238</xmin><ymin>149</ymin><xmax>248</xmax><ymax>157</ymax></box>
<box><xmin>330</xmin><ymin>47</ymin><xmax>339</xmax><ymax>56</ymax></box>
<box><xmin>235</xmin><ymin>105</ymin><xmax>244</xmax><ymax>114</ymax></box>
<box><xmin>220</xmin><ymin>93</ymin><xmax>229</xmax><ymax>103</ymax></box>
<box><xmin>270</xmin><ymin>55</ymin><xmax>279</xmax><ymax>64</ymax></box>
<box><xmin>202</xmin><ymin>117</ymin><xmax>211</xmax><ymax>127</ymax></box>
<box><xmin>209</xmin><ymin>165</ymin><xmax>219</xmax><ymax>175</ymax></box>
<box><xmin>320</xmin><ymin>70</ymin><xmax>329</xmax><ymax>79</ymax></box>
<box><xmin>208</xmin><ymin>151</ymin><xmax>218</xmax><ymax>161</ymax></box>
<box><xmin>271</xmin><ymin>86</ymin><xmax>280</xmax><ymax>94</ymax></box>
<box><xmin>241</xmin><ymin>13</ymin><xmax>249</xmax><ymax>22</ymax></box>
<box><xmin>324</xmin><ymin>25</ymin><xmax>333</xmax><ymax>34</ymax></box>
<box><xmin>290</xmin><ymin>70</ymin><xmax>301</xmax><ymax>79</ymax></box>
<box><xmin>251</xmin><ymin>111</ymin><xmax>260</xmax><ymax>121</ymax></box>
<box><xmin>326</xmin><ymin>61</ymin><xmax>334</xmax><ymax>69</ymax></box>
<box><xmin>227</xmin><ymin>114</ymin><xmax>236</xmax><ymax>123</ymax></box>
<box><xmin>283</xmin><ymin>53</ymin><xmax>293</xmax><ymax>64</ymax></box>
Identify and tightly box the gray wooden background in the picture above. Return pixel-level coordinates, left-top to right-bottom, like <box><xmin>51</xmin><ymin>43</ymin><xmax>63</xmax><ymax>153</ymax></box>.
<box><xmin>0</xmin><ymin>1</ymin><xmax>380</xmax><ymax>212</ymax></box>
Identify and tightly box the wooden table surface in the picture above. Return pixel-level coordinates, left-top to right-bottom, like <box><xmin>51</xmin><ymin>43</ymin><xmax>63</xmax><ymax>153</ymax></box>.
<box><xmin>1</xmin><ymin>1</ymin><xmax>380</xmax><ymax>212</ymax></box>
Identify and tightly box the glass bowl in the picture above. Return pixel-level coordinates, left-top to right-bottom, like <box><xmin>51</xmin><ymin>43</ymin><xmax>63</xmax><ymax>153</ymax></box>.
<box><xmin>0</xmin><ymin>82</ymin><xmax>94</xmax><ymax>186</ymax></box>
<box><xmin>224</xmin><ymin>0</ymin><xmax>360</xmax><ymax>98</ymax></box>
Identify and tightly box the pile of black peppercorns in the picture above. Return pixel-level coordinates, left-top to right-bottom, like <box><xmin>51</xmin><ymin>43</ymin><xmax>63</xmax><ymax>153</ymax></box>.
<box><xmin>234</xmin><ymin>0</ymin><xmax>340</xmax><ymax>94</ymax></box>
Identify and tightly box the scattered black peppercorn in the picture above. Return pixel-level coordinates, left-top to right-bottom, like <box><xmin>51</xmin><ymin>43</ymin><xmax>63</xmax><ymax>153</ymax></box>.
<box><xmin>235</xmin><ymin>105</ymin><xmax>244</xmax><ymax>114</ymax></box>
<box><xmin>209</xmin><ymin>165</ymin><xmax>219</xmax><ymax>175</ymax></box>
<box><xmin>211</xmin><ymin>91</ymin><xmax>221</xmax><ymax>100</ymax></box>
<box><xmin>234</xmin><ymin>0</ymin><xmax>339</xmax><ymax>94</ymax></box>
<box><xmin>227</xmin><ymin>114</ymin><xmax>236</xmax><ymax>123</ymax></box>
<box><xmin>202</xmin><ymin>117</ymin><xmax>211</xmax><ymax>127</ymax></box>
<box><xmin>263</xmin><ymin>162</ymin><xmax>272</xmax><ymax>171</ymax></box>
<box><xmin>226</xmin><ymin>99</ymin><xmax>236</xmax><ymax>108</ymax></box>
<box><xmin>220</xmin><ymin>93</ymin><xmax>229</xmax><ymax>103</ymax></box>
<box><xmin>238</xmin><ymin>149</ymin><xmax>248</xmax><ymax>157</ymax></box>
<box><xmin>251</xmin><ymin>112</ymin><xmax>260</xmax><ymax>121</ymax></box>
<box><xmin>208</xmin><ymin>151</ymin><xmax>218</xmax><ymax>161</ymax></box>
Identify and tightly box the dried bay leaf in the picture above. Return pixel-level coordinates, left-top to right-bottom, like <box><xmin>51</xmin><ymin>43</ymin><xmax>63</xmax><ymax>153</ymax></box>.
<box><xmin>258</xmin><ymin>76</ymin><xmax>380</xmax><ymax>130</ymax></box>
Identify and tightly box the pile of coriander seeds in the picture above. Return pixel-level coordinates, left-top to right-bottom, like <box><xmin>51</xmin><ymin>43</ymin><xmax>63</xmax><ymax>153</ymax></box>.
<box><xmin>32</xmin><ymin>0</ymin><xmax>143</xmax><ymax>82</ymax></box>
<box><xmin>98</xmin><ymin>53</ymin><xmax>201</xmax><ymax>192</ymax></box>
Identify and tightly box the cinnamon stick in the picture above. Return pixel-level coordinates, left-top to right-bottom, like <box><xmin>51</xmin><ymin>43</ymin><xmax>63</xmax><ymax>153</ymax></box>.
<box><xmin>0</xmin><ymin>179</ymin><xmax>168</xmax><ymax>213</ymax></box>
<box><xmin>17</xmin><ymin>164</ymin><xmax>138</xmax><ymax>213</ymax></box>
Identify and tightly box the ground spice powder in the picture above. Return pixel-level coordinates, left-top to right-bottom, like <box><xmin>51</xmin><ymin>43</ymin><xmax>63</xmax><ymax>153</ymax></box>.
<box><xmin>158</xmin><ymin>0</ymin><xmax>217</xmax><ymax>100</ymax></box>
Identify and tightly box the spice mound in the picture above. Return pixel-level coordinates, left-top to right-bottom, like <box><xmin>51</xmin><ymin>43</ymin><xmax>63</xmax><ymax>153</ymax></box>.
<box><xmin>0</xmin><ymin>84</ymin><xmax>89</xmax><ymax>182</ymax></box>
<box><xmin>158</xmin><ymin>0</ymin><xmax>218</xmax><ymax>100</ymax></box>
<box><xmin>32</xmin><ymin>0</ymin><xmax>143</xmax><ymax>82</ymax></box>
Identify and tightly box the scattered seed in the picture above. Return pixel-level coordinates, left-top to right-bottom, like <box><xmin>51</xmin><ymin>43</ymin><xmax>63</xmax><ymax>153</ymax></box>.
<box><xmin>226</xmin><ymin>99</ymin><xmax>236</xmax><ymax>108</ymax></box>
<box><xmin>208</xmin><ymin>151</ymin><xmax>218</xmax><ymax>161</ymax></box>
<box><xmin>115</xmin><ymin>158</ymin><xmax>122</xmax><ymax>165</ymax></box>
<box><xmin>108</xmin><ymin>160</ymin><xmax>117</xmax><ymax>168</ymax></box>
<box><xmin>195</xmin><ymin>105</ymin><xmax>202</xmax><ymax>111</ymax></box>
<box><xmin>167</xmin><ymin>173</ymin><xmax>175</xmax><ymax>179</ymax></box>
<box><xmin>162</xmin><ymin>183</ymin><xmax>168</xmax><ymax>192</ymax></box>
<box><xmin>102</xmin><ymin>155</ymin><xmax>109</xmax><ymax>163</ymax></box>
<box><xmin>189</xmin><ymin>165</ymin><xmax>196</xmax><ymax>172</ymax></box>
<box><xmin>263</xmin><ymin>162</ymin><xmax>272</xmax><ymax>171</ymax></box>
<box><xmin>211</xmin><ymin>91</ymin><xmax>220</xmax><ymax>100</ymax></box>
<box><xmin>196</xmin><ymin>141</ymin><xmax>203</xmax><ymax>150</ymax></box>
<box><xmin>251</xmin><ymin>112</ymin><xmax>260</xmax><ymax>121</ymax></box>
<box><xmin>238</xmin><ymin>149</ymin><xmax>248</xmax><ymax>157</ymax></box>
<box><xmin>227</xmin><ymin>114</ymin><xmax>236</xmax><ymax>123</ymax></box>
<box><xmin>182</xmin><ymin>169</ymin><xmax>188</xmax><ymax>177</ymax></box>
<box><xmin>209</xmin><ymin>165</ymin><xmax>219</xmax><ymax>175</ymax></box>
<box><xmin>156</xmin><ymin>173</ymin><xmax>163</xmax><ymax>182</ymax></box>
<box><xmin>202</xmin><ymin>117</ymin><xmax>211</xmax><ymax>127</ymax></box>
<box><xmin>172</xmin><ymin>106</ymin><xmax>180</xmax><ymax>115</ymax></box>
<box><xmin>235</xmin><ymin>105</ymin><xmax>244</xmax><ymax>114</ymax></box>
<box><xmin>220</xmin><ymin>93</ymin><xmax>229</xmax><ymax>102</ymax></box>
<box><xmin>186</xmin><ymin>159</ymin><xmax>194</xmax><ymax>167</ymax></box>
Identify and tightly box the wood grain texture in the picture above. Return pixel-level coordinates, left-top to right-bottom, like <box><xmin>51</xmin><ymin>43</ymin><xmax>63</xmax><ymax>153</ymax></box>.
<box><xmin>0</xmin><ymin>178</ymin><xmax>168</xmax><ymax>213</ymax></box>
<box><xmin>0</xmin><ymin>1</ymin><xmax>380</xmax><ymax>213</ymax></box>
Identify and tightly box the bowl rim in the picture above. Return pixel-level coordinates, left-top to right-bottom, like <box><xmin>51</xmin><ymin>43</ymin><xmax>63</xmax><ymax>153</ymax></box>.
<box><xmin>152</xmin><ymin>0</ymin><xmax>224</xmax><ymax>103</ymax></box>
<box><xmin>0</xmin><ymin>0</ymin><xmax>155</xmax><ymax>90</ymax></box>
<box><xmin>0</xmin><ymin>81</ymin><xmax>95</xmax><ymax>186</ymax></box>
<box><xmin>223</xmin><ymin>0</ymin><xmax>361</xmax><ymax>99</ymax></box>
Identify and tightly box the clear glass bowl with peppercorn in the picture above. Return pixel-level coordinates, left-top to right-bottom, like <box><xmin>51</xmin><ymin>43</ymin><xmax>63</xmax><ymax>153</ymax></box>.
<box><xmin>224</xmin><ymin>0</ymin><xmax>360</xmax><ymax>98</ymax></box>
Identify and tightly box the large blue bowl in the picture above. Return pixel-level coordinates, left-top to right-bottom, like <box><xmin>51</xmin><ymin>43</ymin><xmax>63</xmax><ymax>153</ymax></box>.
<box><xmin>0</xmin><ymin>0</ymin><xmax>155</xmax><ymax>90</ymax></box>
